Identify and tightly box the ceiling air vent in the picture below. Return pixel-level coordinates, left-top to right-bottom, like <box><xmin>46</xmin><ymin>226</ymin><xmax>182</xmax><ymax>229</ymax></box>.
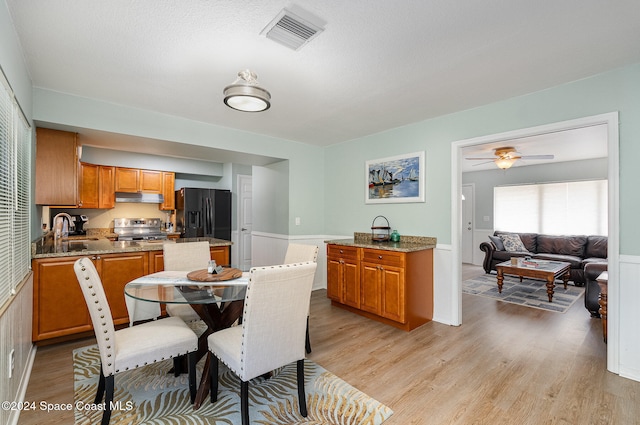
<box><xmin>261</xmin><ymin>8</ymin><xmax>325</xmax><ymax>51</ymax></box>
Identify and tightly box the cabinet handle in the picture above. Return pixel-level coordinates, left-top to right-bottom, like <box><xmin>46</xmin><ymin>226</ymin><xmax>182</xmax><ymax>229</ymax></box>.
<box><xmin>340</xmin><ymin>250</ymin><xmax>344</xmax><ymax>254</ymax></box>
<box><xmin>378</xmin><ymin>255</ymin><xmax>383</xmax><ymax>259</ymax></box>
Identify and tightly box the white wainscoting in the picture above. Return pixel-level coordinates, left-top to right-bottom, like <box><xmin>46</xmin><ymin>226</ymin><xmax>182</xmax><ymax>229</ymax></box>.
<box><xmin>251</xmin><ymin>232</ymin><xmax>340</xmax><ymax>291</ymax></box>
<box><xmin>433</xmin><ymin>244</ymin><xmax>455</xmax><ymax>325</ymax></box>
<box><xmin>618</xmin><ymin>255</ymin><xmax>640</xmax><ymax>382</ymax></box>
<box><xmin>0</xmin><ymin>273</ymin><xmax>36</xmax><ymax>425</ymax></box>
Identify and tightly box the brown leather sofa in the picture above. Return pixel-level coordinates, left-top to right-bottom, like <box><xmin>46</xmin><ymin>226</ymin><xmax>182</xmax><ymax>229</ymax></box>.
<box><xmin>584</xmin><ymin>262</ymin><xmax>608</xmax><ymax>317</ymax></box>
<box><xmin>479</xmin><ymin>231</ymin><xmax>608</xmax><ymax>286</ymax></box>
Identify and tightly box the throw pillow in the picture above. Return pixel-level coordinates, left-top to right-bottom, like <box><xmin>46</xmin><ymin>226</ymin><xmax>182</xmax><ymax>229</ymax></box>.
<box><xmin>489</xmin><ymin>235</ymin><xmax>505</xmax><ymax>251</ymax></box>
<box><xmin>500</xmin><ymin>234</ymin><xmax>529</xmax><ymax>252</ymax></box>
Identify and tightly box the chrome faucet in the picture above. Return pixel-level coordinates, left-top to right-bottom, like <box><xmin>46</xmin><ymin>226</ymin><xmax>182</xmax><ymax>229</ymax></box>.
<box><xmin>53</xmin><ymin>213</ymin><xmax>73</xmax><ymax>239</ymax></box>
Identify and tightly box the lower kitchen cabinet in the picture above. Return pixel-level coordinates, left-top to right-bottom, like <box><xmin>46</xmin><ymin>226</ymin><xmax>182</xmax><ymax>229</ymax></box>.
<box><xmin>327</xmin><ymin>245</ymin><xmax>361</xmax><ymax>308</ymax></box>
<box><xmin>326</xmin><ymin>244</ymin><xmax>433</xmax><ymax>331</ymax></box>
<box><xmin>149</xmin><ymin>245</ymin><xmax>230</xmax><ymax>273</ymax></box>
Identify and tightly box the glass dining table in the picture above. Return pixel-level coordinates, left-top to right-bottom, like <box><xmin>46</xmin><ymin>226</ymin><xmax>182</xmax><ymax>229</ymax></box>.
<box><xmin>124</xmin><ymin>269</ymin><xmax>248</xmax><ymax>409</ymax></box>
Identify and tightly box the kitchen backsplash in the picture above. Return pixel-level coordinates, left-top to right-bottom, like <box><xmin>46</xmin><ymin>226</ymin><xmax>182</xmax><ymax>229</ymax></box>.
<box><xmin>47</xmin><ymin>204</ymin><xmax>173</xmax><ymax>230</ymax></box>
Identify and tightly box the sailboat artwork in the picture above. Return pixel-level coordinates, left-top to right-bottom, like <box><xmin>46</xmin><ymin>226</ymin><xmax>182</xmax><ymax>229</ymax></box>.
<box><xmin>365</xmin><ymin>151</ymin><xmax>425</xmax><ymax>204</ymax></box>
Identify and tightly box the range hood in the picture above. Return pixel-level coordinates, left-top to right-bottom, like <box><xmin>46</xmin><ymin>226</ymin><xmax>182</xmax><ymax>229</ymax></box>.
<box><xmin>115</xmin><ymin>192</ymin><xmax>164</xmax><ymax>203</ymax></box>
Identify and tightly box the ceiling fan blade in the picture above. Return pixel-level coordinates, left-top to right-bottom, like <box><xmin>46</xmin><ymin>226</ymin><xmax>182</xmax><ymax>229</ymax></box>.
<box><xmin>520</xmin><ymin>154</ymin><xmax>554</xmax><ymax>159</ymax></box>
<box><xmin>465</xmin><ymin>157</ymin><xmax>496</xmax><ymax>160</ymax></box>
<box><xmin>471</xmin><ymin>160</ymin><xmax>495</xmax><ymax>166</ymax></box>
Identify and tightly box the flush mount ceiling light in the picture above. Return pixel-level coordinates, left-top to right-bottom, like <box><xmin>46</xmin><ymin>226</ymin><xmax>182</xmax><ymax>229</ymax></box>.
<box><xmin>223</xmin><ymin>69</ymin><xmax>271</xmax><ymax>112</ymax></box>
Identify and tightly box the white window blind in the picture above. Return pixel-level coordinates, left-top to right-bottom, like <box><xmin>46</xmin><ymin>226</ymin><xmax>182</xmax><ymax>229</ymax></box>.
<box><xmin>0</xmin><ymin>69</ymin><xmax>31</xmax><ymax>310</ymax></box>
<box><xmin>494</xmin><ymin>180</ymin><xmax>607</xmax><ymax>236</ymax></box>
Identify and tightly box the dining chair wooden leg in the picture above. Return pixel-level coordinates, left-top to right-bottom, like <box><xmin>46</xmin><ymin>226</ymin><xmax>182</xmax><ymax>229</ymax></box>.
<box><xmin>209</xmin><ymin>353</ymin><xmax>219</xmax><ymax>403</ymax></box>
<box><xmin>188</xmin><ymin>351</ymin><xmax>197</xmax><ymax>404</ymax></box>
<box><xmin>102</xmin><ymin>375</ymin><xmax>115</xmax><ymax>425</ymax></box>
<box><xmin>95</xmin><ymin>365</ymin><xmax>106</xmax><ymax>404</ymax></box>
<box><xmin>172</xmin><ymin>356</ymin><xmax>183</xmax><ymax>376</ymax></box>
<box><xmin>297</xmin><ymin>359</ymin><xmax>307</xmax><ymax>417</ymax></box>
<box><xmin>305</xmin><ymin>316</ymin><xmax>312</xmax><ymax>354</ymax></box>
<box><xmin>241</xmin><ymin>380</ymin><xmax>250</xmax><ymax>425</ymax></box>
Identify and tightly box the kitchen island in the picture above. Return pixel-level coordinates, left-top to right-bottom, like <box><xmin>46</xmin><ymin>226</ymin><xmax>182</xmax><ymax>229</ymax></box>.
<box><xmin>325</xmin><ymin>232</ymin><xmax>436</xmax><ymax>331</ymax></box>
<box><xmin>31</xmin><ymin>235</ymin><xmax>232</xmax><ymax>344</ymax></box>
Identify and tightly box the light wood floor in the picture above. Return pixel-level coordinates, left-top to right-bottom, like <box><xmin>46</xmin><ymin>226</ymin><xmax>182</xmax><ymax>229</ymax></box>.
<box><xmin>19</xmin><ymin>265</ymin><xmax>640</xmax><ymax>424</ymax></box>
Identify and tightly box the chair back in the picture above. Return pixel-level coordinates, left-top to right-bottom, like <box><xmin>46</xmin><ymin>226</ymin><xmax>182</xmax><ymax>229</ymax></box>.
<box><xmin>163</xmin><ymin>241</ymin><xmax>211</xmax><ymax>271</ymax></box>
<box><xmin>284</xmin><ymin>244</ymin><xmax>318</xmax><ymax>264</ymax></box>
<box><xmin>239</xmin><ymin>262</ymin><xmax>317</xmax><ymax>380</ymax></box>
<box><xmin>74</xmin><ymin>257</ymin><xmax>117</xmax><ymax>376</ymax></box>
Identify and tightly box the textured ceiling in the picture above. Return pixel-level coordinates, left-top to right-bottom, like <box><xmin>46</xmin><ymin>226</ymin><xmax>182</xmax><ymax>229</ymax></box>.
<box><xmin>7</xmin><ymin>0</ymin><xmax>640</xmax><ymax>157</ymax></box>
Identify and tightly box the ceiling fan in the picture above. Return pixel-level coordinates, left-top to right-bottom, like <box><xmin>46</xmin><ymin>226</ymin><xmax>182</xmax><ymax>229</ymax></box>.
<box><xmin>465</xmin><ymin>146</ymin><xmax>554</xmax><ymax>170</ymax></box>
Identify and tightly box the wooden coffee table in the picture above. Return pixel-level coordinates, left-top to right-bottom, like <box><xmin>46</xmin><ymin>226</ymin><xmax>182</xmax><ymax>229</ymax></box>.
<box><xmin>495</xmin><ymin>260</ymin><xmax>571</xmax><ymax>302</ymax></box>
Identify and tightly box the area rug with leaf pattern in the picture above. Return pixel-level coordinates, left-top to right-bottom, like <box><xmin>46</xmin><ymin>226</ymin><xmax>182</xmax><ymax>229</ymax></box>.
<box><xmin>463</xmin><ymin>273</ymin><xmax>584</xmax><ymax>313</ymax></box>
<box><xmin>74</xmin><ymin>344</ymin><xmax>393</xmax><ymax>425</ymax></box>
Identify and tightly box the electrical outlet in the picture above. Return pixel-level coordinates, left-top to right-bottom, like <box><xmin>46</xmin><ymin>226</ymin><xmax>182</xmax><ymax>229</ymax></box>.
<box><xmin>483</xmin><ymin>216</ymin><xmax>490</xmax><ymax>222</ymax></box>
<box><xmin>295</xmin><ymin>217</ymin><xmax>301</xmax><ymax>225</ymax></box>
<box><xmin>9</xmin><ymin>349</ymin><xmax>15</xmax><ymax>379</ymax></box>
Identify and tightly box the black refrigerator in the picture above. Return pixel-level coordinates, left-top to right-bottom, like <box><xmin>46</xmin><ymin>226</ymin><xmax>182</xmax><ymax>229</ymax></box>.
<box><xmin>175</xmin><ymin>188</ymin><xmax>232</xmax><ymax>240</ymax></box>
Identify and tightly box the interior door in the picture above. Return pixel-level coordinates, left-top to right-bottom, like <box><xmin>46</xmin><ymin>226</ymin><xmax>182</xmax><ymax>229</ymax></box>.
<box><xmin>462</xmin><ymin>184</ymin><xmax>474</xmax><ymax>264</ymax></box>
<box><xmin>237</xmin><ymin>175</ymin><xmax>253</xmax><ymax>271</ymax></box>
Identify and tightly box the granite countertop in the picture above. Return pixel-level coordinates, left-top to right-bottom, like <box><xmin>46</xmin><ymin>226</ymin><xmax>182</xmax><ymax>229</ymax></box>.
<box><xmin>325</xmin><ymin>232</ymin><xmax>436</xmax><ymax>253</ymax></box>
<box><xmin>32</xmin><ymin>235</ymin><xmax>232</xmax><ymax>259</ymax></box>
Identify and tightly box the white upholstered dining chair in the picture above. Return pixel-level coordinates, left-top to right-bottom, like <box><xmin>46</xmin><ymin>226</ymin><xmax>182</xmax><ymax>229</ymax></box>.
<box><xmin>163</xmin><ymin>241</ymin><xmax>212</xmax><ymax>323</ymax></box>
<box><xmin>208</xmin><ymin>261</ymin><xmax>317</xmax><ymax>425</ymax></box>
<box><xmin>74</xmin><ymin>257</ymin><xmax>198</xmax><ymax>425</ymax></box>
<box><xmin>283</xmin><ymin>243</ymin><xmax>319</xmax><ymax>353</ymax></box>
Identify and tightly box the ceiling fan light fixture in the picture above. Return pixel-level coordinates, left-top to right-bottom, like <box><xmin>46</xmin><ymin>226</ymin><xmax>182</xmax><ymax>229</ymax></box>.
<box><xmin>494</xmin><ymin>157</ymin><xmax>516</xmax><ymax>170</ymax></box>
<box><xmin>223</xmin><ymin>70</ymin><xmax>271</xmax><ymax>112</ymax></box>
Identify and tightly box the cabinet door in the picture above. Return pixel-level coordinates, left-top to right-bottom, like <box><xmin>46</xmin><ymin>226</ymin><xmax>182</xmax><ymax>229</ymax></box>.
<box><xmin>342</xmin><ymin>259</ymin><xmax>361</xmax><ymax>308</ymax></box>
<box><xmin>94</xmin><ymin>252</ymin><xmax>149</xmax><ymax>326</ymax></box>
<box><xmin>99</xmin><ymin>166</ymin><xmax>115</xmax><ymax>208</ymax></box>
<box><xmin>140</xmin><ymin>169</ymin><xmax>163</xmax><ymax>193</ymax></box>
<box><xmin>160</xmin><ymin>172</ymin><xmax>175</xmax><ymax>210</ymax></box>
<box><xmin>326</xmin><ymin>257</ymin><xmax>342</xmax><ymax>301</ymax></box>
<box><xmin>380</xmin><ymin>265</ymin><xmax>405</xmax><ymax>323</ymax></box>
<box><xmin>360</xmin><ymin>262</ymin><xmax>381</xmax><ymax>315</ymax></box>
<box><xmin>115</xmin><ymin>167</ymin><xmax>139</xmax><ymax>192</ymax></box>
<box><xmin>32</xmin><ymin>257</ymin><xmax>92</xmax><ymax>341</ymax></box>
<box><xmin>210</xmin><ymin>246</ymin><xmax>230</xmax><ymax>266</ymax></box>
<box><xmin>78</xmin><ymin>163</ymin><xmax>99</xmax><ymax>208</ymax></box>
<box><xmin>35</xmin><ymin>128</ymin><xmax>78</xmax><ymax>206</ymax></box>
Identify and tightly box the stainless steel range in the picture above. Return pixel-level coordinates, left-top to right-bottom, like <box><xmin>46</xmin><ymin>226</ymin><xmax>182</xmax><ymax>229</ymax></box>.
<box><xmin>113</xmin><ymin>218</ymin><xmax>168</xmax><ymax>241</ymax></box>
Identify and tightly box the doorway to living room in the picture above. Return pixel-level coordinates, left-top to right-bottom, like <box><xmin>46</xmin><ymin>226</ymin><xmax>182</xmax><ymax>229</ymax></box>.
<box><xmin>451</xmin><ymin>112</ymin><xmax>619</xmax><ymax>371</ymax></box>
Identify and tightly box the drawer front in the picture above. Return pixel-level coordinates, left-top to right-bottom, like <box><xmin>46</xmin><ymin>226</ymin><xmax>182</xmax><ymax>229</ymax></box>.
<box><xmin>327</xmin><ymin>244</ymin><xmax>359</xmax><ymax>260</ymax></box>
<box><xmin>362</xmin><ymin>248</ymin><xmax>404</xmax><ymax>267</ymax></box>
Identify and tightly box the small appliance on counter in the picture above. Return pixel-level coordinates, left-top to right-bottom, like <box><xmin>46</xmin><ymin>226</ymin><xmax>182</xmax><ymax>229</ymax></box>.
<box><xmin>70</xmin><ymin>214</ymin><xmax>88</xmax><ymax>236</ymax></box>
<box><xmin>113</xmin><ymin>218</ymin><xmax>168</xmax><ymax>241</ymax></box>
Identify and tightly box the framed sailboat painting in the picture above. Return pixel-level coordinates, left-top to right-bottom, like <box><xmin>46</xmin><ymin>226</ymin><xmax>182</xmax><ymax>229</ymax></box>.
<box><xmin>365</xmin><ymin>151</ymin><xmax>425</xmax><ymax>204</ymax></box>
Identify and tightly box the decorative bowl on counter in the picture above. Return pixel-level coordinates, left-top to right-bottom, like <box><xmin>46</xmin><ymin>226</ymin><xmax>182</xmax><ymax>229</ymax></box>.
<box><xmin>371</xmin><ymin>215</ymin><xmax>391</xmax><ymax>242</ymax></box>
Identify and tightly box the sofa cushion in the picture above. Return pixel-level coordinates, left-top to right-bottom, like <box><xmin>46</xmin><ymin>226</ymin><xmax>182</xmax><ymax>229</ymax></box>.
<box><xmin>500</xmin><ymin>234</ymin><xmax>529</xmax><ymax>252</ymax></box>
<box><xmin>489</xmin><ymin>235</ymin><xmax>505</xmax><ymax>251</ymax></box>
<box><xmin>585</xmin><ymin>235</ymin><xmax>607</xmax><ymax>259</ymax></box>
<box><xmin>537</xmin><ymin>234</ymin><xmax>586</xmax><ymax>257</ymax></box>
<box><xmin>493</xmin><ymin>250</ymin><xmax>527</xmax><ymax>263</ymax></box>
<box><xmin>531</xmin><ymin>253</ymin><xmax>583</xmax><ymax>268</ymax></box>
<box><xmin>496</xmin><ymin>232</ymin><xmax>537</xmax><ymax>252</ymax></box>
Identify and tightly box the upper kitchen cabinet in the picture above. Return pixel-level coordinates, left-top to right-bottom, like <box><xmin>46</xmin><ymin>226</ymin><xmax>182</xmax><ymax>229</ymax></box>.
<box><xmin>35</xmin><ymin>128</ymin><xmax>79</xmax><ymax>206</ymax></box>
<box><xmin>160</xmin><ymin>172</ymin><xmax>175</xmax><ymax>210</ymax></box>
<box><xmin>115</xmin><ymin>167</ymin><xmax>163</xmax><ymax>193</ymax></box>
<box><xmin>78</xmin><ymin>163</ymin><xmax>115</xmax><ymax>209</ymax></box>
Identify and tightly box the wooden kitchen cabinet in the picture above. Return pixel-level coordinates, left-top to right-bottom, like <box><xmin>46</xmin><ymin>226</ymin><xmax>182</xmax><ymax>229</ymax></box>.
<box><xmin>93</xmin><ymin>252</ymin><xmax>149</xmax><ymax>325</ymax></box>
<box><xmin>326</xmin><ymin>245</ymin><xmax>361</xmax><ymax>308</ymax></box>
<box><xmin>35</xmin><ymin>128</ymin><xmax>79</xmax><ymax>206</ymax></box>
<box><xmin>114</xmin><ymin>167</ymin><xmax>139</xmax><ymax>192</ymax></box>
<box><xmin>160</xmin><ymin>171</ymin><xmax>175</xmax><ymax>210</ymax></box>
<box><xmin>78</xmin><ymin>163</ymin><xmax>115</xmax><ymax>209</ymax></box>
<box><xmin>32</xmin><ymin>251</ymin><xmax>149</xmax><ymax>343</ymax></box>
<box><xmin>78</xmin><ymin>162</ymin><xmax>99</xmax><ymax>208</ymax></box>
<box><xmin>327</xmin><ymin>243</ymin><xmax>433</xmax><ymax>331</ymax></box>
<box><xmin>140</xmin><ymin>169</ymin><xmax>162</xmax><ymax>193</ymax></box>
<box><xmin>32</xmin><ymin>256</ymin><xmax>92</xmax><ymax>342</ymax></box>
<box><xmin>99</xmin><ymin>165</ymin><xmax>116</xmax><ymax>208</ymax></box>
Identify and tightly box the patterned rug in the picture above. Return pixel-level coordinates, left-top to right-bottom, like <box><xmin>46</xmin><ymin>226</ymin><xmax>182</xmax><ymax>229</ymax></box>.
<box><xmin>463</xmin><ymin>273</ymin><xmax>584</xmax><ymax>313</ymax></box>
<box><xmin>73</xmin><ymin>345</ymin><xmax>393</xmax><ymax>425</ymax></box>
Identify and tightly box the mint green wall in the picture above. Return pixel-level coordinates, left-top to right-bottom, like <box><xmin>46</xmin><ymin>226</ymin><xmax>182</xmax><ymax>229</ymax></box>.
<box><xmin>32</xmin><ymin>89</ymin><xmax>325</xmax><ymax>236</ymax></box>
<box><xmin>325</xmin><ymin>63</ymin><xmax>640</xmax><ymax>253</ymax></box>
<box><xmin>463</xmin><ymin>158</ymin><xmax>608</xmax><ymax>231</ymax></box>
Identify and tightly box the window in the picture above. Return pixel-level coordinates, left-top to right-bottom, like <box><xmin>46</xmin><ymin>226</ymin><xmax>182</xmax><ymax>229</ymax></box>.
<box><xmin>494</xmin><ymin>180</ymin><xmax>607</xmax><ymax>236</ymax></box>
<box><xmin>0</xmin><ymin>69</ymin><xmax>31</xmax><ymax>310</ymax></box>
